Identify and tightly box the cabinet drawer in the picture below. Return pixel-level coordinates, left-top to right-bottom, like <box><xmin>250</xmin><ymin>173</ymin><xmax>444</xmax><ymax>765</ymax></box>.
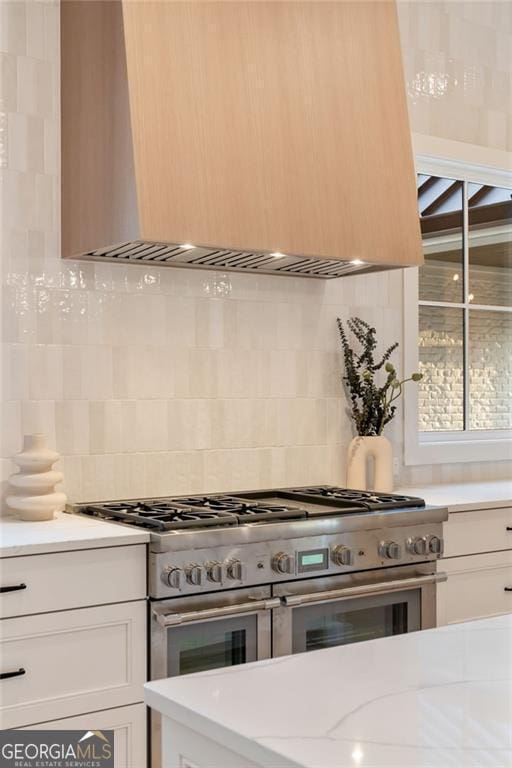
<box><xmin>438</xmin><ymin>550</ymin><xmax>512</xmax><ymax>625</ymax></box>
<box><xmin>19</xmin><ymin>703</ymin><xmax>147</xmax><ymax>768</ymax></box>
<box><xmin>0</xmin><ymin>545</ymin><xmax>146</xmax><ymax>618</ymax></box>
<box><xmin>443</xmin><ymin>507</ymin><xmax>512</xmax><ymax>558</ymax></box>
<box><xmin>0</xmin><ymin>601</ymin><xmax>146</xmax><ymax>729</ymax></box>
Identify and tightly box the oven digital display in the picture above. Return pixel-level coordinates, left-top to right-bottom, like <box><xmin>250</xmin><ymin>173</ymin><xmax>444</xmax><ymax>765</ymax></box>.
<box><xmin>302</xmin><ymin>553</ymin><xmax>325</xmax><ymax>566</ymax></box>
<box><xmin>298</xmin><ymin>548</ymin><xmax>328</xmax><ymax>572</ymax></box>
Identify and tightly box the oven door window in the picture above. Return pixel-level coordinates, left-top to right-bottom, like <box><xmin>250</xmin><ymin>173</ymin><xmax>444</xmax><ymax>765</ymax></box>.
<box><xmin>167</xmin><ymin>616</ymin><xmax>258</xmax><ymax>676</ymax></box>
<box><xmin>292</xmin><ymin>589</ymin><xmax>420</xmax><ymax>654</ymax></box>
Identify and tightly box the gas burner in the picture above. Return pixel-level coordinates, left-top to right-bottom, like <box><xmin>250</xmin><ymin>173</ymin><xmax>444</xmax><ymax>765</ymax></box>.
<box><xmin>168</xmin><ymin>495</ymin><xmax>307</xmax><ymax>522</ymax></box>
<box><xmin>171</xmin><ymin>496</ymin><xmax>248</xmax><ymax>512</ymax></box>
<box><xmin>105</xmin><ymin>501</ymin><xmax>196</xmax><ymax>515</ymax></box>
<box><xmin>291</xmin><ymin>486</ymin><xmax>425</xmax><ymax>510</ymax></box>
<box><xmin>82</xmin><ymin>494</ymin><xmax>308</xmax><ymax>531</ymax></box>
<box><xmin>82</xmin><ymin>501</ymin><xmax>238</xmax><ymax>531</ymax></box>
<box><xmin>171</xmin><ymin>495</ymin><xmax>307</xmax><ymax>522</ymax></box>
<box><xmin>234</xmin><ymin>503</ymin><xmax>306</xmax><ymax>523</ymax></box>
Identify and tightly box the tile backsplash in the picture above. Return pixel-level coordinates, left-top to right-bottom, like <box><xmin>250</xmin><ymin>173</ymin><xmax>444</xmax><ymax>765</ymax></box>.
<box><xmin>1</xmin><ymin>251</ymin><xmax>404</xmax><ymax>500</ymax></box>
<box><xmin>398</xmin><ymin>0</ymin><xmax>512</xmax><ymax>152</ymax></box>
<box><xmin>1</xmin><ymin>0</ymin><xmax>511</xmax><ymax>506</ymax></box>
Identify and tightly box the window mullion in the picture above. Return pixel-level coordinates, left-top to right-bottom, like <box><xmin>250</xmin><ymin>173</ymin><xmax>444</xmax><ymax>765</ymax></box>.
<box><xmin>462</xmin><ymin>180</ymin><xmax>470</xmax><ymax>431</ymax></box>
<box><xmin>418</xmin><ymin>300</ymin><xmax>465</xmax><ymax>309</ymax></box>
<box><xmin>410</xmin><ymin>159</ymin><xmax>512</xmax><ymax>462</ymax></box>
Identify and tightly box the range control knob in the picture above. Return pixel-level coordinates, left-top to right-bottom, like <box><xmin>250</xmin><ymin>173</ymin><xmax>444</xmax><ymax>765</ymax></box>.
<box><xmin>331</xmin><ymin>545</ymin><xmax>353</xmax><ymax>566</ymax></box>
<box><xmin>185</xmin><ymin>564</ymin><xmax>204</xmax><ymax>586</ymax></box>
<box><xmin>161</xmin><ymin>566</ymin><xmax>182</xmax><ymax>590</ymax></box>
<box><xmin>429</xmin><ymin>536</ymin><xmax>444</xmax><ymax>555</ymax></box>
<box><xmin>378</xmin><ymin>541</ymin><xmax>402</xmax><ymax>560</ymax></box>
<box><xmin>226</xmin><ymin>559</ymin><xmax>246</xmax><ymax>581</ymax></box>
<box><xmin>407</xmin><ymin>536</ymin><xmax>429</xmax><ymax>556</ymax></box>
<box><xmin>272</xmin><ymin>552</ymin><xmax>294</xmax><ymax>574</ymax></box>
<box><xmin>206</xmin><ymin>561</ymin><xmax>226</xmax><ymax>583</ymax></box>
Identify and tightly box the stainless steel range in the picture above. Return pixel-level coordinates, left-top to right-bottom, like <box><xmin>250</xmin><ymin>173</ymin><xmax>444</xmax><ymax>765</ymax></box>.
<box><xmin>70</xmin><ymin>485</ymin><xmax>448</xmax><ymax>767</ymax></box>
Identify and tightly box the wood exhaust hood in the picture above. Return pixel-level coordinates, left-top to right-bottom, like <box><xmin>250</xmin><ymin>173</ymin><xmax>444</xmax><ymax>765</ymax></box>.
<box><xmin>61</xmin><ymin>1</ymin><xmax>422</xmax><ymax>279</ymax></box>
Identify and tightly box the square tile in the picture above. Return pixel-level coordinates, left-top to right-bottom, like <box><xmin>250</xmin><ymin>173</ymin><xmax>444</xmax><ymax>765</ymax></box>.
<box><xmin>0</xmin><ymin>52</ymin><xmax>17</xmax><ymax>111</ymax></box>
<box><xmin>0</xmin><ymin>1</ymin><xmax>26</xmax><ymax>56</ymax></box>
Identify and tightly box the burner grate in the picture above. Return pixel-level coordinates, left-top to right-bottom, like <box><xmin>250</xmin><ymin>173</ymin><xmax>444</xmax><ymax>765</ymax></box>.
<box><xmin>289</xmin><ymin>486</ymin><xmax>425</xmax><ymax>510</ymax></box>
<box><xmin>74</xmin><ymin>485</ymin><xmax>426</xmax><ymax>533</ymax></box>
<box><xmin>169</xmin><ymin>495</ymin><xmax>307</xmax><ymax>522</ymax></box>
<box><xmin>231</xmin><ymin>489</ymin><xmax>366</xmax><ymax>515</ymax></box>
<box><xmin>82</xmin><ymin>501</ymin><xmax>238</xmax><ymax>530</ymax></box>
<box><xmin>170</xmin><ymin>496</ymin><xmax>244</xmax><ymax>512</ymax></box>
<box><xmin>234</xmin><ymin>504</ymin><xmax>306</xmax><ymax>523</ymax></box>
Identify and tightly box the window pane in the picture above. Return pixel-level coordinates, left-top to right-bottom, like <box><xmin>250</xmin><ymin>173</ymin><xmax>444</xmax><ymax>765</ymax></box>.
<box><xmin>419</xmin><ymin>306</ymin><xmax>464</xmax><ymax>431</ymax></box>
<box><xmin>469</xmin><ymin>309</ymin><xmax>512</xmax><ymax>430</ymax></box>
<box><xmin>417</xmin><ymin>175</ymin><xmax>463</xmax><ymax>302</ymax></box>
<box><xmin>468</xmin><ymin>184</ymin><xmax>512</xmax><ymax>307</ymax></box>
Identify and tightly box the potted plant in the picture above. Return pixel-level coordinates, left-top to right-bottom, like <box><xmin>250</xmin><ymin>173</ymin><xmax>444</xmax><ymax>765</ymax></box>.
<box><xmin>336</xmin><ymin>316</ymin><xmax>422</xmax><ymax>492</ymax></box>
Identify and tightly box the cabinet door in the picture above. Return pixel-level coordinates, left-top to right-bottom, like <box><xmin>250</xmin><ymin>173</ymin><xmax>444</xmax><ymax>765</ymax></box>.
<box><xmin>437</xmin><ymin>551</ymin><xmax>512</xmax><ymax>625</ymax></box>
<box><xmin>20</xmin><ymin>703</ymin><xmax>146</xmax><ymax>768</ymax></box>
<box><xmin>0</xmin><ymin>602</ymin><xmax>146</xmax><ymax>729</ymax></box>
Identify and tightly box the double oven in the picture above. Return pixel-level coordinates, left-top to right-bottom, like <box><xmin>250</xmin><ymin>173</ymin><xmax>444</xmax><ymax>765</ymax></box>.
<box><xmin>150</xmin><ymin>562</ymin><xmax>442</xmax><ymax>681</ymax></box>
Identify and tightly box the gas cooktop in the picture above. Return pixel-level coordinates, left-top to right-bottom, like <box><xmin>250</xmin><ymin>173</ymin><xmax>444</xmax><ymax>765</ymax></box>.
<box><xmin>72</xmin><ymin>486</ymin><xmax>425</xmax><ymax>532</ymax></box>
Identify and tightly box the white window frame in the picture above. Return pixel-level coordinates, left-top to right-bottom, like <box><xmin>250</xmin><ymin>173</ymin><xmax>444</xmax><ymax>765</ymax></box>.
<box><xmin>404</xmin><ymin>154</ymin><xmax>512</xmax><ymax>466</ymax></box>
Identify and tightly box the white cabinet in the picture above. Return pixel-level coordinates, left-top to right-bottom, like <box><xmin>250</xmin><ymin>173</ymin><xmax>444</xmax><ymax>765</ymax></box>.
<box><xmin>440</xmin><ymin>506</ymin><xmax>512</xmax><ymax>626</ymax></box>
<box><xmin>0</xmin><ymin>543</ymin><xmax>147</xmax><ymax>766</ymax></box>
<box><xmin>21</xmin><ymin>703</ymin><xmax>147</xmax><ymax>768</ymax></box>
<box><xmin>0</xmin><ymin>544</ymin><xmax>146</xmax><ymax>618</ymax></box>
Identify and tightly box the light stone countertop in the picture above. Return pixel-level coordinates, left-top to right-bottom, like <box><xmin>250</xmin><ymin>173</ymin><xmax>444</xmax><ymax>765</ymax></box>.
<box><xmin>145</xmin><ymin>613</ymin><xmax>512</xmax><ymax>768</ymax></box>
<box><xmin>0</xmin><ymin>510</ymin><xmax>149</xmax><ymax>557</ymax></box>
<box><xmin>397</xmin><ymin>479</ymin><xmax>511</xmax><ymax>513</ymax></box>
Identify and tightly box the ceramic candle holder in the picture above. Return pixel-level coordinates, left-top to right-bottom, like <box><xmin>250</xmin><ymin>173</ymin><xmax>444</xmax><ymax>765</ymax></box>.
<box><xmin>6</xmin><ymin>434</ymin><xmax>67</xmax><ymax>522</ymax></box>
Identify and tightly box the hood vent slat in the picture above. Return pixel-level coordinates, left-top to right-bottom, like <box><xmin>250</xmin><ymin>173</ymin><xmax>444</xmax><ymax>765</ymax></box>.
<box><xmin>81</xmin><ymin>240</ymin><xmax>380</xmax><ymax>280</ymax></box>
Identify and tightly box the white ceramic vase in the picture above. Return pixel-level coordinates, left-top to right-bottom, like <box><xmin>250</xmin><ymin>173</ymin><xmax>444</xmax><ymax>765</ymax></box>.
<box><xmin>6</xmin><ymin>434</ymin><xmax>67</xmax><ymax>522</ymax></box>
<box><xmin>346</xmin><ymin>435</ymin><xmax>393</xmax><ymax>493</ymax></box>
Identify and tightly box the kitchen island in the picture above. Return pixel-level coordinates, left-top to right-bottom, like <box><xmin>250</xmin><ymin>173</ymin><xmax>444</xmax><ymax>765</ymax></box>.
<box><xmin>145</xmin><ymin>613</ymin><xmax>512</xmax><ymax>768</ymax></box>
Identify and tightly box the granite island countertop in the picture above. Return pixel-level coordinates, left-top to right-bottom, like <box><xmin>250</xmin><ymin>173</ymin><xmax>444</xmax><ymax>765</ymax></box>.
<box><xmin>145</xmin><ymin>613</ymin><xmax>512</xmax><ymax>768</ymax></box>
<box><xmin>0</xmin><ymin>510</ymin><xmax>149</xmax><ymax>557</ymax></box>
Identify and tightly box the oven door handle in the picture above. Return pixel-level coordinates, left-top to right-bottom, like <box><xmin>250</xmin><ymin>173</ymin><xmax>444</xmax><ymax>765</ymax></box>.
<box><xmin>153</xmin><ymin>597</ymin><xmax>282</xmax><ymax>627</ymax></box>
<box><xmin>281</xmin><ymin>573</ymin><xmax>447</xmax><ymax>607</ymax></box>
